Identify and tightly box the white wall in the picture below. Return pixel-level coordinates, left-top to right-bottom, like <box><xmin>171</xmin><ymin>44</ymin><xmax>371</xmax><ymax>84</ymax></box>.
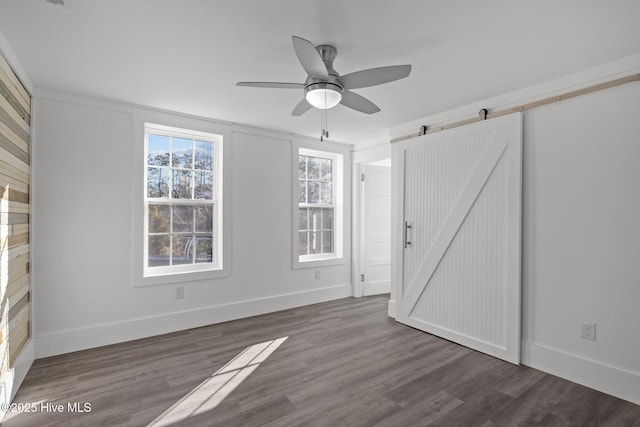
<box><xmin>384</xmin><ymin>59</ymin><xmax>640</xmax><ymax>404</ymax></box>
<box><xmin>31</xmin><ymin>90</ymin><xmax>352</xmax><ymax>358</ymax></box>
<box><xmin>521</xmin><ymin>82</ymin><xmax>640</xmax><ymax>403</ymax></box>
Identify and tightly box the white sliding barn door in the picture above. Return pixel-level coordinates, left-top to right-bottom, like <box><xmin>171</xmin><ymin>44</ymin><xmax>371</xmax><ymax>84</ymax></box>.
<box><xmin>396</xmin><ymin>113</ymin><xmax>522</xmax><ymax>364</ymax></box>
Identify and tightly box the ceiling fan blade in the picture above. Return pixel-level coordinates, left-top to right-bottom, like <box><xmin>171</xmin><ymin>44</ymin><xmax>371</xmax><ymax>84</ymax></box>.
<box><xmin>292</xmin><ymin>98</ymin><xmax>312</xmax><ymax>116</ymax></box>
<box><xmin>292</xmin><ymin>36</ymin><xmax>329</xmax><ymax>80</ymax></box>
<box><xmin>236</xmin><ymin>82</ymin><xmax>305</xmax><ymax>89</ymax></box>
<box><xmin>340</xmin><ymin>91</ymin><xmax>381</xmax><ymax>114</ymax></box>
<box><xmin>340</xmin><ymin>65</ymin><xmax>412</xmax><ymax>89</ymax></box>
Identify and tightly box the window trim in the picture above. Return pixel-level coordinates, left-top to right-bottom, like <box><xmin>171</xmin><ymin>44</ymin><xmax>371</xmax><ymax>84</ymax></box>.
<box><xmin>293</xmin><ymin>145</ymin><xmax>345</xmax><ymax>269</ymax></box>
<box><xmin>132</xmin><ymin>114</ymin><xmax>232</xmax><ymax>287</ymax></box>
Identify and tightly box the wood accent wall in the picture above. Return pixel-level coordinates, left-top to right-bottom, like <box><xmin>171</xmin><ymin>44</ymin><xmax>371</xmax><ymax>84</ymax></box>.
<box><xmin>0</xmin><ymin>51</ymin><xmax>30</xmax><ymax>375</ymax></box>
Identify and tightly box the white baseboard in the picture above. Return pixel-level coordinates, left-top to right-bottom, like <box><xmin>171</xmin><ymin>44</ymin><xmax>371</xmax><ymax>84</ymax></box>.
<box><xmin>387</xmin><ymin>299</ymin><xmax>396</xmax><ymax>318</ymax></box>
<box><xmin>35</xmin><ymin>284</ymin><xmax>351</xmax><ymax>358</ymax></box>
<box><xmin>0</xmin><ymin>339</ymin><xmax>35</xmax><ymax>422</ymax></box>
<box><xmin>363</xmin><ymin>281</ymin><xmax>391</xmax><ymax>296</ymax></box>
<box><xmin>522</xmin><ymin>341</ymin><xmax>640</xmax><ymax>405</ymax></box>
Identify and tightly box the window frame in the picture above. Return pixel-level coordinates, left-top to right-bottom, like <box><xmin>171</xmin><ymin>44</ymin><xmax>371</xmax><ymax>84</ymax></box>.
<box><xmin>132</xmin><ymin>116</ymin><xmax>231</xmax><ymax>288</ymax></box>
<box><xmin>293</xmin><ymin>146</ymin><xmax>344</xmax><ymax>268</ymax></box>
<box><xmin>143</xmin><ymin>123</ymin><xmax>222</xmax><ymax>277</ymax></box>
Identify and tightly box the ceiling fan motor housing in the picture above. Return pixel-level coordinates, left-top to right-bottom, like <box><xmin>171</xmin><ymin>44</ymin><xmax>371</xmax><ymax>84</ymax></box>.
<box><xmin>304</xmin><ymin>79</ymin><xmax>343</xmax><ymax>94</ymax></box>
<box><xmin>304</xmin><ymin>44</ymin><xmax>343</xmax><ymax>91</ymax></box>
<box><xmin>316</xmin><ymin>44</ymin><xmax>339</xmax><ymax>75</ymax></box>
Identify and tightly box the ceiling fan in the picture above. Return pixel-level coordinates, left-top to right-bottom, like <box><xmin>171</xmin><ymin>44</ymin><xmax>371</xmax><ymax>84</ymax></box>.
<box><xmin>236</xmin><ymin>36</ymin><xmax>412</xmax><ymax>116</ymax></box>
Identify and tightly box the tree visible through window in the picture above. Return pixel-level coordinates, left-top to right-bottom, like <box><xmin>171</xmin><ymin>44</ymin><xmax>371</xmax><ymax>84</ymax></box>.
<box><xmin>298</xmin><ymin>152</ymin><xmax>335</xmax><ymax>258</ymax></box>
<box><xmin>145</xmin><ymin>124</ymin><xmax>221</xmax><ymax>275</ymax></box>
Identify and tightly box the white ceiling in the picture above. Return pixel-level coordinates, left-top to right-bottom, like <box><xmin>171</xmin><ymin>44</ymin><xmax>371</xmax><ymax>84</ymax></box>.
<box><xmin>1</xmin><ymin>0</ymin><xmax>639</xmax><ymax>144</ymax></box>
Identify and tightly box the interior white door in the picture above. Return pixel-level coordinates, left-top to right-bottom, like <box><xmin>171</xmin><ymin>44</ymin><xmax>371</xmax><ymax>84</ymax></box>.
<box><xmin>396</xmin><ymin>113</ymin><xmax>522</xmax><ymax>364</ymax></box>
<box><xmin>362</xmin><ymin>164</ymin><xmax>391</xmax><ymax>296</ymax></box>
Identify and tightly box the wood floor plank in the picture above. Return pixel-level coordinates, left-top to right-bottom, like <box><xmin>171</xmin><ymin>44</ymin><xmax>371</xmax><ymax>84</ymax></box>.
<box><xmin>533</xmin><ymin>413</ymin><xmax>571</xmax><ymax>426</ymax></box>
<box><xmin>491</xmin><ymin>372</ymin><xmax>580</xmax><ymax>425</ymax></box>
<box><xmin>427</xmin><ymin>389</ymin><xmax>514</xmax><ymax>427</ymax></box>
<box><xmin>3</xmin><ymin>295</ymin><xmax>639</xmax><ymax>426</ymax></box>
<box><xmin>374</xmin><ymin>390</ymin><xmax>463</xmax><ymax>426</ymax></box>
<box><xmin>491</xmin><ymin>363</ymin><xmax>547</xmax><ymax>398</ymax></box>
<box><xmin>549</xmin><ymin>382</ymin><xmax>624</xmax><ymax>426</ymax></box>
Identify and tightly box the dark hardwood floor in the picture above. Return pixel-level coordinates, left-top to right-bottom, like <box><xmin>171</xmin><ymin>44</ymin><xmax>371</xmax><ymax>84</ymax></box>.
<box><xmin>3</xmin><ymin>295</ymin><xmax>639</xmax><ymax>426</ymax></box>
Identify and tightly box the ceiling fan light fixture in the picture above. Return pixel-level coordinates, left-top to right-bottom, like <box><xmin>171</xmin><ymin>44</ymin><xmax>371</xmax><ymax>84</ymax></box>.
<box><xmin>305</xmin><ymin>82</ymin><xmax>342</xmax><ymax>109</ymax></box>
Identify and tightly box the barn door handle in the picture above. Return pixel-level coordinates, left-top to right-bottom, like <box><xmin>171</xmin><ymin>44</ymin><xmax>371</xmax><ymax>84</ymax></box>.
<box><xmin>404</xmin><ymin>221</ymin><xmax>412</xmax><ymax>248</ymax></box>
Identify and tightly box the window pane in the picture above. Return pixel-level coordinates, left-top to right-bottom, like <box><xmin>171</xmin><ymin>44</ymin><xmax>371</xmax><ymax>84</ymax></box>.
<box><xmin>309</xmin><ymin>208</ymin><xmax>322</xmax><ymax>231</ymax></box>
<box><xmin>309</xmin><ymin>230</ymin><xmax>321</xmax><ymax>254</ymax></box>
<box><xmin>298</xmin><ymin>181</ymin><xmax>307</xmax><ymax>203</ymax></box>
<box><xmin>322</xmin><ymin>208</ymin><xmax>333</xmax><ymax>230</ymax></box>
<box><xmin>322</xmin><ymin>230</ymin><xmax>333</xmax><ymax>254</ymax></box>
<box><xmin>298</xmin><ymin>231</ymin><xmax>308</xmax><ymax>256</ymax></box>
<box><xmin>194</xmin><ymin>171</ymin><xmax>213</xmax><ymax>199</ymax></box>
<box><xmin>320</xmin><ymin>158</ymin><xmax>332</xmax><ymax>181</ymax></box>
<box><xmin>172</xmin><ymin>137</ymin><xmax>193</xmax><ymax>168</ymax></box>
<box><xmin>172</xmin><ymin>236</ymin><xmax>192</xmax><ymax>265</ymax></box>
<box><xmin>172</xmin><ymin>170</ymin><xmax>192</xmax><ymax>199</ymax></box>
<box><xmin>148</xmin><ymin>134</ymin><xmax>170</xmax><ymax>166</ymax></box>
<box><xmin>145</xmin><ymin>126</ymin><xmax>222</xmax><ymax>274</ymax></box>
<box><xmin>195</xmin><ymin>236</ymin><xmax>213</xmax><ymax>263</ymax></box>
<box><xmin>147</xmin><ymin>167</ymin><xmax>170</xmax><ymax>198</ymax></box>
<box><xmin>195</xmin><ymin>205</ymin><xmax>213</xmax><ymax>233</ymax></box>
<box><xmin>194</xmin><ymin>140</ymin><xmax>213</xmax><ymax>170</ymax></box>
<box><xmin>173</xmin><ymin>205</ymin><xmax>194</xmax><ymax>232</ymax></box>
<box><xmin>308</xmin><ymin>181</ymin><xmax>320</xmax><ymax>203</ymax></box>
<box><xmin>298</xmin><ymin>208</ymin><xmax>308</xmax><ymax>231</ymax></box>
<box><xmin>148</xmin><ymin>204</ymin><xmax>170</xmax><ymax>233</ymax></box>
<box><xmin>148</xmin><ymin>235</ymin><xmax>170</xmax><ymax>267</ymax></box>
<box><xmin>298</xmin><ymin>156</ymin><xmax>307</xmax><ymax>179</ymax></box>
<box><xmin>320</xmin><ymin>182</ymin><xmax>332</xmax><ymax>205</ymax></box>
<box><xmin>307</xmin><ymin>156</ymin><xmax>320</xmax><ymax>179</ymax></box>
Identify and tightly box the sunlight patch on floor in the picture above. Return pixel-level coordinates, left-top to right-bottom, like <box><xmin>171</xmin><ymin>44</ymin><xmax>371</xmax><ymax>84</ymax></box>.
<box><xmin>148</xmin><ymin>336</ymin><xmax>288</xmax><ymax>427</ymax></box>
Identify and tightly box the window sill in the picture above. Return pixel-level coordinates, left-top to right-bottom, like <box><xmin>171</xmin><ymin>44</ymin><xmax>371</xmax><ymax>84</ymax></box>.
<box><xmin>293</xmin><ymin>256</ymin><xmax>345</xmax><ymax>270</ymax></box>
<box><xmin>132</xmin><ymin>267</ymin><xmax>230</xmax><ymax>287</ymax></box>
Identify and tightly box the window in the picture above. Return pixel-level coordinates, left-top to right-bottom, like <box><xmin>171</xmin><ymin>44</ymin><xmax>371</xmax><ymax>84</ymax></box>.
<box><xmin>144</xmin><ymin>123</ymin><xmax>222</xmax><ymax>276</ymax></box>
<box><xmin>297</xmin><ymin>148</ymin><xmax>343</xmax><ymax>264</ymax></box>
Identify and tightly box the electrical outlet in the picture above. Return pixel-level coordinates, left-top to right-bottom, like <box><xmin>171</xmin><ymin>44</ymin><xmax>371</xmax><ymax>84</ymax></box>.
<box><xmin>314</xmin><ymin>270</ymin><xmax>321</xmax><ymax>279</ymax></box>
<box><xmin>176</xmin><ymin>286</ymin><xmax>184</xmax><ymax>300</ymax></box>
<box><xmin>581</xmin><ymin>321</ymin><xmax>596</xmax><ymax>340</ymax></box>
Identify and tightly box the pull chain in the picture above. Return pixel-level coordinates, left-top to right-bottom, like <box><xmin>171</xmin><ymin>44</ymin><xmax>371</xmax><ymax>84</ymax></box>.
<box><xmin>325</xmin><ymin>99</ymin><xmax>329</xmax><ymax>140</ymax></box>
<box><xmin>320</xmin><ymin>90</ymin><xmax>329</xmax><ymax>142</ymax></box>
<box><xmin>320</xmin><ymin>105</ymin><xmax>324</xmax><ymax>142</ymax></box>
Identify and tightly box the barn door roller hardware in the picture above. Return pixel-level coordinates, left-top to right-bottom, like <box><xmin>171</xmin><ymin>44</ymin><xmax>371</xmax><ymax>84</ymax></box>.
<box><xmin>394</xmin><ymin>72</ymin><xmax>640</xmax><ymax>143</ymax></box>
<box><xmin>415</xmin><ymin>110</ymin><xmax>488</xmax><ymax>137</ymax></box>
